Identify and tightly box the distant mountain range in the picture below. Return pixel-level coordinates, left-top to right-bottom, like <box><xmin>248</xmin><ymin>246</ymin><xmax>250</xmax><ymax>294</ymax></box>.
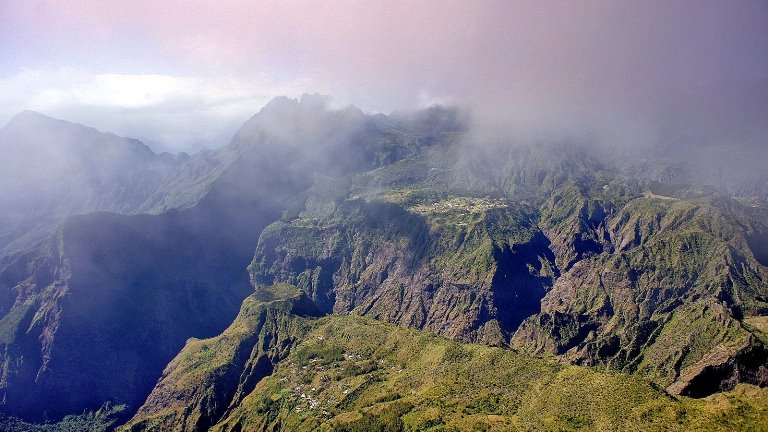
<box><xmin>0</xmin><ymin>95</ymin><xmax>766</xmax><ymax>431</ymax></box>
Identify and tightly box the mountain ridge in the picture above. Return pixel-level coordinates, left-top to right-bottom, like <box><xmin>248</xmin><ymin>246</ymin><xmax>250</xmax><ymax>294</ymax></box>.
<box><xmin>0</xmin><ymin>96</ymin><xmax>766</xmax><ymax>430</ymax></box>
<box><xmin>0</xmin><ymin>96</ymin><xmax>463</xmax><ymax>423</ymax></box>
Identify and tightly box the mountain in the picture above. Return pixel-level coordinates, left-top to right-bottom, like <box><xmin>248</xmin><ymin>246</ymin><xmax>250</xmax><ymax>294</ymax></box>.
<box><xmin>0</xmin><ymin>96</ymin><xmax>766</xmax><ymax>430</ymax></box>
<box><xmin>0</xmin><ymin>96</ymin><xmax>460</xmax><ymax>423</ymax></box>
<box><xmin>236</xmin><ymin>137</ymin><xmax>768</xmax><ymax>396</ymax></box>
<box><xmin>0</xmin><ymin>110</ymin><xmax>234</xmax><ymax>258</ymax></box>
<box><xmin>0</xmin><ymin>116</ymin><xmax>255</xmax><ymax>421</ymax></box>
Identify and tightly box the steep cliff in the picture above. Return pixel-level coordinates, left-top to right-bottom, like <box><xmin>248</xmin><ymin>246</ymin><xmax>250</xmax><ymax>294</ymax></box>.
<box><xmin>121</xmin><ymin>286</ymin><xmax>320</xmax><ymax>431</ymax></box>
<box><xmin>245</xmin><ymin>137</ymin><xmax>768</xmax><ymax>396</ymax></box>
<box><xmin>513</xmin><ymin>196</ymin><xmax>768</xmax><ymax>395</ymax></box>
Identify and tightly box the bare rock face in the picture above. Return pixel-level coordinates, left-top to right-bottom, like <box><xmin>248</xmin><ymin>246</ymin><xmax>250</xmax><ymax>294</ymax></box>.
<box><xmin>250</xmin><ymin>198</ymin><xmax>555</xmax><ymax>346</ymax></box>
<box><xmin>247</xmin><ymin>136</ymin><xmax>768</xmax><ymax>397</ymax></box>
<box><xmin>513</xmin><ymin>196</ymin><xmax>768</xmax><ymax>393</ymax></box>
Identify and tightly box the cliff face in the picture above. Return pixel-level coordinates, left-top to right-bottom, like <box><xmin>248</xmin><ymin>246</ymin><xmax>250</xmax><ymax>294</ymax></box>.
<box><xmin>244</xmin><ymin>138</ymin><xmax>768</xmax><ymax>396</ymax></box>
<box><xmin>0</xmin><ymin>202</ymin><xmax>270</xmax><ymax>421</ymax></box>
<box><xmin>120</xmin><ymin>286</ymin><xmax>321</xmax><ymax>432</ymax></box>
<box><xmin>513</xmin><ymin>196</ymin><xmax>768</xmax><ymax>394</ymax></box>
<box><xmin>250</xmin><ymin>195</ymin><xmax>555</xmax><ymax>346</ymax></box>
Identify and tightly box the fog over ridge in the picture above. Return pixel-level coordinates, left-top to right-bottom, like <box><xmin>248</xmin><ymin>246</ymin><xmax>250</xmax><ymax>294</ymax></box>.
<box><xmin>0</xmin><ymin>1</ymin><xmax>765</xmax><ymax>153</ymax></box>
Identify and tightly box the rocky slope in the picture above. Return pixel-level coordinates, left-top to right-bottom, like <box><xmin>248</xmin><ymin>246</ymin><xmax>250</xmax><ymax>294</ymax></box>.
<box><xmin>513</xmin><ymin>196</ymin><xmax>768</xmax><ymax>395</ymax></box>
<box><xmin>243</xmin><ymin>136</ymin><xmax>768</xmax><ymax>397</ymax></box>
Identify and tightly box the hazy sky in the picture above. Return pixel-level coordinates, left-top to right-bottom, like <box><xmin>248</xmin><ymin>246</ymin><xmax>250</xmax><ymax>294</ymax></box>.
<box><xmin>1</xmin><ymin>0</ymin><xmax>766</xmax><ymax>152</ymax></box>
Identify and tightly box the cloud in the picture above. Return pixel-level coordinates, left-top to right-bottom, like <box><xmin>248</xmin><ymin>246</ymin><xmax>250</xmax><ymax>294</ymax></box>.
<box><xmin>1</xmin><ymin>1</ymin><xmax>766</xmax><ymax>152</ymax></box>
<box><xmin>0</xmin><ymin>68</ymin><xmax>319</xmax><ymax>152</ymax></box>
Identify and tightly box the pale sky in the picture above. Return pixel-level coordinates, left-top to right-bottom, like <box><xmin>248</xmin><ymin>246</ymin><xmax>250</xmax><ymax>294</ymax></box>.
<box><xmin>1</xmin><ymin>1</ymin><xmax>766</xmax><ymax>152</ymax></box>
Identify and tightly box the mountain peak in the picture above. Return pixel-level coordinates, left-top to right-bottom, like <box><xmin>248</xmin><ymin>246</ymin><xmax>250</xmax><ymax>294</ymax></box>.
<box><xmin>3</xmin><ymin>110</ymin><xmax>106</xmax><ymax>137</ymax></box>
<box><xmin>236</xmin><ymin>94</ymin><xmax>366</xmax><ymax>145</ymax></box>
<box><xmin>1</xmin><ymin>111</ymin><xmax>157</xmax><ymax>160</ymax></box>
<box><xmin>256</xmin><ymin>94</ymin><xmax>361</xmax><ymax>117</ymax></box>
<box><xmin>4</xmin><ymin>110</ymin><xmax>62</xmax><ymax>128</ymax></box>
<box><xmin>257</xmin><ymin>94</ymin><xmax>332</xmax><ymax>116</ymax></box>
<box><xmin>298</xmin><ymin>93</ymin><xmax>331</xmax><ymax>109</ymax></box>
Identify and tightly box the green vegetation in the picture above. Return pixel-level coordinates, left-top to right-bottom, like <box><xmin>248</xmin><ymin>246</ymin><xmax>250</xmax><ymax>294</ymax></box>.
<box><xmin>119</xmin><ymin>285</ymin><xmax>317</xmax><ymax>432</ymax></box>
<box><xmin>251</xmin><ymin>136</ymin><xmax>768</xmax><ymax>398</ymax></box>
<box><xmin>4</xmin><ymin>102</ymin><xmax>768</xmax><ymax>430</ymax></box>
<box><xmin>0</xmin><ymin>403</ymin><xmax>128</xmax><ymax>432</ymax></box>
<box><xmin>147</xmin><ymin>314</ymin><xmax>767</xmax><ymax>432</ymax></box>
<box><xmin>0</xmin><ymin>301</ymin><xmax>33</xmax><ymax>344</ymax></box>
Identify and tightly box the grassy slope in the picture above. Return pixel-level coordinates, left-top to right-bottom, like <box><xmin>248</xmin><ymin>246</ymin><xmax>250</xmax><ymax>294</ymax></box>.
<box><xmin>122</xmin><ymin>283</ymin><xmax>768</xmax><ymax>432</ymax></box>
<box><xmin>119</xmin><ymin>285</ymin><xmax>319</xmax><ymax>432</ymax></box>
<box><xmin>209</xmin><ymin>313</ymin><xmax>768</xmax><ymax>432</ymax></box>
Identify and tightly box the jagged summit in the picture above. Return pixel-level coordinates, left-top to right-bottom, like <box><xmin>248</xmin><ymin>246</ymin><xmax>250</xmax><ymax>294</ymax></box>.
<box><xmin>256</xmin><ymin>93</ymin><xmax>353</xmax><ymax>112</ymax></box>
<box><xmin>239</xmin><ymin>94</ymin><xmax>365</xmax><ymax>137</ymax></box>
